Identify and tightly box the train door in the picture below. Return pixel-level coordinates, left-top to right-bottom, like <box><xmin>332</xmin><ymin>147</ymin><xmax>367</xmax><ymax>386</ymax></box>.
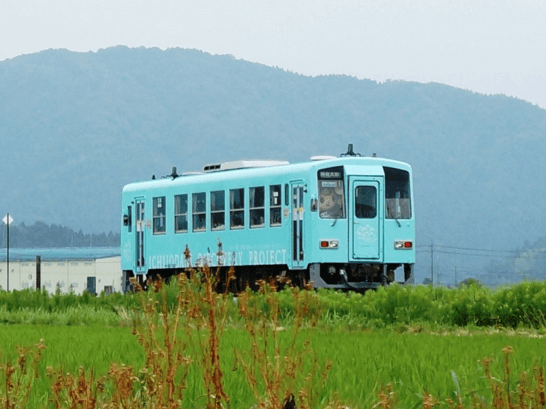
<box><xmin>349</xmin><ymin>178</ymin><xmax>381</xmax><ymax>260</ymax></box>
<box><xmin>291</xmin><ymin>182</ymin><xmax>305</xmax><ymax>268</ymax></box>
<box><xmin>135</xmin><ymin>197</ymin><xmax>146</xmax><ymax>274</ymax></box>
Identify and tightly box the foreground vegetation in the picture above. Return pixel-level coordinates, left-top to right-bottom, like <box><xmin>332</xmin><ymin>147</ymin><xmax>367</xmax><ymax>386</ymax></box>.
<box><xmin>1</xmin><ymin>274</ymin><xmax>546</xmax><ymax>408</ymax></box>
<box><xmin>1</xmin><ymin>279</ymin><xmax>546</xmax><ymax>329</ymax></box>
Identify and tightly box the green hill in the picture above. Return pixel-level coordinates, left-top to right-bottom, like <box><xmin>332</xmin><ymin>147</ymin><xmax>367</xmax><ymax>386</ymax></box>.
<box><xmin>1</xmin><ymin>46</ymin><xmax>545</xmax><ymax>282</ymax></box>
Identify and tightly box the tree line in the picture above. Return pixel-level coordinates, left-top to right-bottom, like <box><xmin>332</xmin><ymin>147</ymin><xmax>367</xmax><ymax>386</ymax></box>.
<box><xmin>1</xmin><ymin>221</ymin><xmax>119</xmax><ymax>248</ymax></box>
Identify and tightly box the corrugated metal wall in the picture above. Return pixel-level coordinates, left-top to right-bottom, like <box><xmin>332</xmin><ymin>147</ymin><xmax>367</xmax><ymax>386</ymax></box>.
<box><xmin>0</xmin><ymin>257</ymin><xmax>121</xmax><ymax>294</ymax></box>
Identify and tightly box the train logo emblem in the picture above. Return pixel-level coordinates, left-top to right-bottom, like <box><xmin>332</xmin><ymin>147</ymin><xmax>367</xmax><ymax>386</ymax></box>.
<box><xmin>356</xmin><ymin>225</ymin><xmax>377</xmax><ymax>244</ymax></box>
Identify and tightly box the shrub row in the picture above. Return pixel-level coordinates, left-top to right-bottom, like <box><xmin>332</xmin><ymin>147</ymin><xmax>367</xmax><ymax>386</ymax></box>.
<box><xmin>317</xmin><ymin>280</ymin><xmax>546</xmax><ymax>328</ymax></box>
<box><xmin>1</xmin><ymin>279</ymin><xmax>545</xmax><ymax>329</ymax></box>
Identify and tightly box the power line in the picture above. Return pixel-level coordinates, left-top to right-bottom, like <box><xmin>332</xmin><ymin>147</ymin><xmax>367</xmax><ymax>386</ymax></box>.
<box><xmin>435</xmin><ymin>249</ymin><xmax>546</xmax><ymax>259</ymax></box>
<box><xmin>417</xmin><ymin>249</ymin><xmax>526</xmax><ymax>259</ymax></box>
<box><xmin>416</xmin><ymin>243</ymin><xmax>546</xmax><ymax>259</ymax></box>
<box><xmin>417</xmin><ymin>243</ymin><xmax>546</xmax><ymax>255</ymax></box>
<box><xmin>437</xmin><ymin>245</ymin><xmax>522</xmax><ymax>254</ymax></box>
<box><xmin>435</xmin><ymin>250</ymin><xmax>515</xmax><ymax>259</ymax></box>
<box><xmin>416</xmin><ymin>241</ymin><xmax>545</xmax><ymax>286</ymax></box>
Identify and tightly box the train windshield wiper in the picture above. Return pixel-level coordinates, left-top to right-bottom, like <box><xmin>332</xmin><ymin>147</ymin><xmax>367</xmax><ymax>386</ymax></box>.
<box><xmin>388</xmin><ymin>208</ymin><xmax>401</xmax><ymax>227</ymax></box>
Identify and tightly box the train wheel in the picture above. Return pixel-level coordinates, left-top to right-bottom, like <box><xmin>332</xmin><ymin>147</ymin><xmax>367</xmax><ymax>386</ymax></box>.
<box><xmin>122</xmin><ymin>270</ymin><xmax>135</xmax><ymax>293</ymax></box>
<box><xmin>234</xmin><ymin>267</ymin><xmax>251</xmax><ymax>293</ymax></box>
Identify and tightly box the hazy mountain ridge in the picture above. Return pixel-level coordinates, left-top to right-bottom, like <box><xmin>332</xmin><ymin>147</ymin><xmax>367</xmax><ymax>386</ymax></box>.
<box><xmin>1</xmin><ymin>46</ymin><xmax>545</xmax><ymax>282</ymax></box>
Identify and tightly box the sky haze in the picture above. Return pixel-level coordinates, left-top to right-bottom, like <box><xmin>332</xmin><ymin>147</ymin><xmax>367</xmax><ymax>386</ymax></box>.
<box><xmin>1</xmin><ymin>0</ymin><xmax>545</xmax><ymax>108</ymax></box>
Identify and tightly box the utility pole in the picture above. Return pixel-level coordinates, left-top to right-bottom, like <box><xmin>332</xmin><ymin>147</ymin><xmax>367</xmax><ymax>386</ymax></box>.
<box><xmin>3</xmin><ymin>214</ymin><xmax>12</xmax><ymax>291</ymax></box>
<box><xmin>430</xmin><ymin>241</ymin><xmax>434</xmax><ymax>285</ymax></box>
<box><xmin>36</xmin><ymin>255</ymin><xmax>41</xmax><ymax>290</ymax></box>
<box><xmin>6</xmin><ymin>214</ymin><xmax>8</xmax><ymax>292</ymax></box>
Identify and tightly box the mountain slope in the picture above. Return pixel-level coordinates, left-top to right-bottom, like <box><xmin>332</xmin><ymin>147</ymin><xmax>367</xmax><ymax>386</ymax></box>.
<box><xmin>1</xmin><ymin>47</ymin><xmax>545</xmax><ymax>282</ymax></box>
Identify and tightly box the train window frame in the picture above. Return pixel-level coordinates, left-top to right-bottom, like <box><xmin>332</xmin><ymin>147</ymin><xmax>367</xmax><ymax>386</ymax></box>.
<box><xmin>174</xmin><ymin>194</ymin><xmax>188</xmax><ymax>233</ymax></box>
<box><xmin>230</xmin><ymin>188</ymin><xmax>245</xmax><ymax>229</ymax></box>
<box><xmin>153</xmin><ymin>196</ymin><xmax>166</xmax><ymax>235</ymax></box>
<box><xmin>355</xmin><ymin>186</ymin><xmax>377</xmax><ymax>219</ymax></box>
<box><xmin>384</xmin><ymin>167</ymin><xmax>412</xmax><ymax>220</ymax></box>
<box><xmin>249</xmin><ymin>186</ymin><xmax>265</xmax><ymax>228</ymax></box>
<box><xmin>127</xmin><ymin>206</ymin><xmax>132</xmax><ymax>232</ymax></box>
<box><xmin>192</xmin><ymin>192</ymin><xmax>207</xmax><ymax>232</ymax></box>
<box><xmin>270</xmin><ymin>184</ymin><xmax>282</xmax><ymax>227</ymax></box>
<box><xmin>211</xmin><ymin>190</ymin><xmax>225</xmax><ymax>231</ymax></box>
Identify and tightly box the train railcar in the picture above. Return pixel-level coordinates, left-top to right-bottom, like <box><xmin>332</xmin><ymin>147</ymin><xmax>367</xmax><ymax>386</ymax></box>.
<box><xmin>120</xmin><ymin>145</ymin><xmax>415</xmax><ymax>291</ymax></box>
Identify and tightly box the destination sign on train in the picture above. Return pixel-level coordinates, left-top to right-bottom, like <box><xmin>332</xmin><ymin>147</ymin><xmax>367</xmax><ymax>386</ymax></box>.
<box><xmin>319</xmin><ymin>171</ymin><xmax>342</xmax><ymax>179</ymax></box>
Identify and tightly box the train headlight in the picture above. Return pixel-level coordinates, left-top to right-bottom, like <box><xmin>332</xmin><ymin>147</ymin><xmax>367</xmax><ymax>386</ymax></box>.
<box><xmin>394</xmin><ymin>240</ymin><xmax>413</xmax><ymax>250</ymax></box>
<box><xmin>320</xmin><ymin>240</ymin><xmax>339</xmax><ymax>249</ymax></box>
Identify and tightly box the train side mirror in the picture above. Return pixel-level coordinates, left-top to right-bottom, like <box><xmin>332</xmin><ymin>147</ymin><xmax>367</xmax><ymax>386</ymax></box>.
<box><xmin>123</xmin><ymin>214</ymin><xmax>130</xmax><ymax>226</ymax></box>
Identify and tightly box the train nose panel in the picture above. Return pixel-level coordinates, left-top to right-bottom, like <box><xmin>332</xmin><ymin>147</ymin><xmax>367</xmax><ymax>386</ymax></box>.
<box><xmin>349</xmin><ymin>178</ymin><xmax>382</xmax><ymax>260</ymax></box>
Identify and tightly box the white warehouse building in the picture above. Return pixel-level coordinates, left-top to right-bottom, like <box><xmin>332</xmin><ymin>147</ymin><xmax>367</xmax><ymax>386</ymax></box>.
<box><xmin>0</xmin><ymin>248</ymin><xmax>121</xmax><ymax>294</ymax></box>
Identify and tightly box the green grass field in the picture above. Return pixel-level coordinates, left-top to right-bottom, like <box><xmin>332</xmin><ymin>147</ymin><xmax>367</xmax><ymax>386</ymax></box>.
<box><xmin>1</xmin><ymin>277</ymin><xmax>546</xmax><ymax>408</ymax></box>
<box><xmin>1</xmin><ymin>325</ymin><xmax>545</xmax><ymax>408</ymax></box>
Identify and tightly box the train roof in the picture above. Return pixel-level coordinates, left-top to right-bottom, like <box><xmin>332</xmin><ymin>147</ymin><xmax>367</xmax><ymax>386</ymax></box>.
<box><xmin>123</xmin><ymin>155</ymin><xmax>412</xmax><ymax>193</ymax></box>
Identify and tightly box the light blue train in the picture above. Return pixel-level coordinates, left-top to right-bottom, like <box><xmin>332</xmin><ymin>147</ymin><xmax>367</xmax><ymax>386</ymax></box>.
<box><xmin>120</xmin><ymin>145</ymin><xmax>415</xmax><ymax>291</ymax></box>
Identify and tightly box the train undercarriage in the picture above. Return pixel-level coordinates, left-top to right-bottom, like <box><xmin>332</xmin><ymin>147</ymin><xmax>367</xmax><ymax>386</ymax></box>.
<box><xmin>122</xmin><ymin>262</ymin><xmax>413</xmax><ymax>293</ymax></box>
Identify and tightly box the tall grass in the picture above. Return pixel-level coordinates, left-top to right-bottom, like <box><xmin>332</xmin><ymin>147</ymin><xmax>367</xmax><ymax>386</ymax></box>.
<box><xmin>234</xmin><ymin>281</ymin><xmax>329</xmax><ymax>409</ymax></box>
<box><xmin>0</xmin><ymin>268</ymin><xmax>337</xmax><ymax>408</ymax></box>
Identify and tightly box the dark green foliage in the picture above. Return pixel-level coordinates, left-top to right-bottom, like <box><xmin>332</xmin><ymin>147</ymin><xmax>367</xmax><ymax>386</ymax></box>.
<box><xmin>0</xmin><ymin>221</ymin><xmax>119</xmax><ymax>248</ymax></box>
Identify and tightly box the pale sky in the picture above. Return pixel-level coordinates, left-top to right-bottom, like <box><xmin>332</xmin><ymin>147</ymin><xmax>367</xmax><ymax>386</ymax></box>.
<box><xmin>1</xmin><ymin>0</ymin><xmax>545</xmax><ymax>109</ymax></box>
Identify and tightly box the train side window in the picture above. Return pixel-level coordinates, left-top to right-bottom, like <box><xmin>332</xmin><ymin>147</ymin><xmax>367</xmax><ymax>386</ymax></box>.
<box><xmin>355</xmin><ymin>186</ymin><xmax>377</xmax><ymax>219</ymax></box>
<box><xmin>211</xmin><ymin>190</ymin><xmax>225</xmax><ymax>231</ymax></box>
<box><xmin>250</xmin><ymin>186</ymin><xmax>265</xmax><ymax>228</ymax></box>
<box><xmin>285</xmin><ymin>184</ymin><xmax>289</xmax><ymax>206</ymax></box>
<box><xmin>192</xmin><ymin>192</ymin><xmax>206</xmax><ymax>232</ymax></box>
<box><xmin>174</xmin><ymin>194</ymin><xmax>188</xmax><ymax>233</ymax></box>
<box><xmin>270</xmin><ymin>185</ymin><xmax>282</xmax><ymax>227</ymax></box>
<box><xmin>230</xmin><ymin>188</ymin><xmax>244</xmax><ymax>229</ymax></box>
<box><xmin>153</xmin><ymin>197</ymin><xmax>166</xmax><ymax>234</ymax></box>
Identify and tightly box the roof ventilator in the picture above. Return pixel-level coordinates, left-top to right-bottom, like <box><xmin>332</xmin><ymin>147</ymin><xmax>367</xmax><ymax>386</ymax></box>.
<box><xmin>203</xmin><ymin>159</ymin><xmax>289</xmax><ymax>172</ymax></box>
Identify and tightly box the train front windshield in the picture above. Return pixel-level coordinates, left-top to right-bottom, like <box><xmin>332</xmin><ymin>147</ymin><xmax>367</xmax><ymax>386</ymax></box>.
<box><xmin>384</xmin><ymin>167</ymin><xmax>412</xmax><ymax>219</ymax></box>
<box><xmin>318</xmin><ymin>167</ymin><xmax>346</xmax><ymax>219</ymax></box>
